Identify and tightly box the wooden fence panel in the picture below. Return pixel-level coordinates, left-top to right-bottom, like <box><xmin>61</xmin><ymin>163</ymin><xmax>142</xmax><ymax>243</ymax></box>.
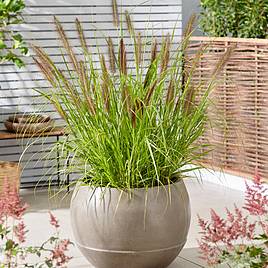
<box><xmin>188</xmin><ymin>36</ymin><xmax>268</xmax><ymax>180</ymax></box>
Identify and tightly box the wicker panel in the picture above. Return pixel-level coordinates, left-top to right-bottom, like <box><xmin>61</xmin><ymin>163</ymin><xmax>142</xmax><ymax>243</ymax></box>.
<box><xmin>187</xmin><ymin>36</ymin><xmax>268</xmax><ymax>180</ymax></box>
<box><xmin>0</xmin><ymin>161</ymin><xmax>21</xmax><ymax>192</ymax></box>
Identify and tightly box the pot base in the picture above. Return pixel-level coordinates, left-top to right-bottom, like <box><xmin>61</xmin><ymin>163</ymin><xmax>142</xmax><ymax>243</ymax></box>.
<box><xmin>77</xmin><ymin>242</ymin><xmax>185</xmax><ymax>268</ymax></box>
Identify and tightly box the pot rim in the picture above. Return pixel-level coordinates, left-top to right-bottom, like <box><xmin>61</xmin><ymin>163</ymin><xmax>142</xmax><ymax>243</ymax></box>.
<box><xmin>75</xmin><ymin>178</ymin><xmax>185</xmax><ymax>193</ymax></box>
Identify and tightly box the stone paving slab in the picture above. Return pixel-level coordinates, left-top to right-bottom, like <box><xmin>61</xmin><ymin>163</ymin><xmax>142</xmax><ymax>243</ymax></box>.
<box><xmin>180</xmin><ymin>248</ymin><xmax>228</xmax><ymax>268</ymax></box>
<box><xmin>69</xmin><ymin>257</ymin><xmax>203</xmax><ymax>268</ymax></box>
<box><xmin>68</xmin><ymin>248</ymin><xmax>206</xmax><ymax>268</ymax></box>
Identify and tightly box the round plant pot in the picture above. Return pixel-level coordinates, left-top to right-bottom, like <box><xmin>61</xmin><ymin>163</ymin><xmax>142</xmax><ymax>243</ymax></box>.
<box><xmin>70</xmin><ymin>180</ymin><xmax>191</xmax><ymax>268</ymax></box>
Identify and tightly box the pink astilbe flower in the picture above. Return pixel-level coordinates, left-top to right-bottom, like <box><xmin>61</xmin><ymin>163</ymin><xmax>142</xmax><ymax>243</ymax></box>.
<box><xmin>14</xmin><ymin>221</ymin><xmax>27</xmax><ymax>243</ymax></box>
<box><xmin>0</xmin><ymin>178</ymin><xmax>28</xmax><ymax>220</ymax></box>
<box><xmin>244</xmin><ymin>171</ymin><xmax>268</xmax><ymax>216</ymax></box>
<box><xmin>260</xmin><ymin>221</ymin><xmax>268</xmax><ymax>236</ymax></box>
<box><xmin>50</xmin><ymin>239</ymin><xmax>72</xmax><ymax>267</ymax></box>
<box><xmin>0</xmin><ymin>177</ymin><xmax>73</xmax><ymax>267</ymax></box>
<box><xmin>198</xmin><ymin>171</ymin><xmax>268</xmax><ymax>267</ymax></box>
<box><xmin>198</xmin><ymin>240</ymin><xmax>221</xmax><ymax>266</ymax></box>
<box><xmin>49</xmin><ymin>211</ymin><xmax>60</xmax><ymax>228</ymax></box>
<box><xmin>198</xmin><ymin>207</ymin><xmax>256</xmax><ymax>249</ymax></box>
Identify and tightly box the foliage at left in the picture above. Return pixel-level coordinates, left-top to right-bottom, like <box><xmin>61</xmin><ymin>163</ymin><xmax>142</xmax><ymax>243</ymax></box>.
<box><xmin>0</xmin><ymin>178</ymin><xmax>72</xmax><ymax>267</ymax></box>
<box><xmin>0</xmin><ymin>0</ymin><xmax>29</xmax><ymax>68</ymax></box>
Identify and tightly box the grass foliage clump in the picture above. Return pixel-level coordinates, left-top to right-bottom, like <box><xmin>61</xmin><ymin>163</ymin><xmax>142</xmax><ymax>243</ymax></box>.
<box><xmin>33</xmin><ymin>7</ymin><xmax>226</xmax><ymax>190</ymax></box>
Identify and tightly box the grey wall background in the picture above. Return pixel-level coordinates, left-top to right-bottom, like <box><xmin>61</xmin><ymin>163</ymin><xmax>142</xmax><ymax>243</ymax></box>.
<box><xmin>182</xmin><ymin>0</ymin><xmax>201</xmax><ymax>34</ymax></box>
<box><xmin>0</xmin><ymin>0</ymin><xmax>182</xmax><ymax>187</ymax></box>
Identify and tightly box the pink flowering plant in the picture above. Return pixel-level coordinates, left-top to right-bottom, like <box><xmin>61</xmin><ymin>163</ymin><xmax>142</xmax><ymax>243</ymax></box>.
<box><xmin>198</xmin><ymin>172</ymin><xmax>268</xmax><ymax>267</ymax></box>
<box><xmin>0</xmin><ymin>179</ymin><xmax>72</xmax><ymax>267</ymax></box>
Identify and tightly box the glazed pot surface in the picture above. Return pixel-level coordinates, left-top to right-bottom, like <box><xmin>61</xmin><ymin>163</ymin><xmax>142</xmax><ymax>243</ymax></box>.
<box><xmin>71</xmin><ymin>180</ymin><xmax>191</xmax><ymax>268</ymax></box>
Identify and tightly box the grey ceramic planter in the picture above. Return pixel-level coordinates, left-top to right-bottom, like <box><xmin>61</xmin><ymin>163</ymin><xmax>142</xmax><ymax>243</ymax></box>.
<box><xmin>70</xmin><ymin>180</ymin><xmax>190</xmax><ymax>268</ymax></box>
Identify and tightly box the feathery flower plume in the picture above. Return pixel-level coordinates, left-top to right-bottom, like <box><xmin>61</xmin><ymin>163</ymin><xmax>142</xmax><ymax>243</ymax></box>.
<box><xmin>135</xmin><ymin>32</ymin><xmax>142</xmax><ymax>67</ymax></box>
<box><xmin>122</xmin><ymin>85</ymin><xmax>131</xmax><ymax>115</ymax></box>
<box><xmin>145</xmin><ymin>80</ymin><xmax>158</xmax><ymax>105</ymax></box>
<box><xmin>75</xmin><ymin>18</ymin><xmax>88</xmax><ymax>52</ymax></box>
<box><xmin>160</xmin><ymin>33</ymin><xmax>171</xmax><ymax>74</ymax></box>
<box><xmin>166</xmin><ymin>79</ymin><xmax>175</xmax><ymax>105</ymax></box>
<box><xmin>107</xmin><ymin>37</ymin><xmax>116</xmax><ymax>73</ymax></box>
<box><xmin>244</xmin><ymin>170</ymin><xmax>268</xmax><ymax>216</ymax></box>
<box><xmin>151</xmin><ymin>38</ymin><xmax>158</xmax><ymax>63</ymax></box>
<box><xmin>49</xmin><ymin>211</ymin><xmax>60</xmax><ymax>228</ymax></box>
<box><xmin>79</xmin><ymin>61</ymin><xmax>96</xmax><ymax>115</ymax></box>
<box><xmin>54</xmin><ymin>16</ymin><xmax>79</xmax><ymax>73</ymax></box>
<box><xmin>119</xmin><ymin>38</ymin><xmax>127</xmax><ymax>75</ymax></box>
<box><xmin>100</xmin><ymin>54</ymin><xmax>110</xmax><ymax>112</ymax></box>
<box><xmin>125</xmin><ymin>10</ymin><xmax>135</xmax><ymax>37</ymax></box>
<box><xmin>0</xmin><ymin>178</ymin><xmax>27</xmax><ymax>220</ymax></box>
<box><xmin>112</xmin><ymin>0</ymin><xmax>119</xmax><ymax>27</ymax></box>
<box><xmin>50</xmin><ymin>239</ymin><xmax>72</xmax><ymax>266</ymax></box>
<box><xmin>14</xmin><ymin>221</ymin><xmax>27</xmax><ymax>243</ymax></box>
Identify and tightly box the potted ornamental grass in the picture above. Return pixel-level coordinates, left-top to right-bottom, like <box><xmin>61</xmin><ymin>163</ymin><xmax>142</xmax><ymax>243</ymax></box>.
<box><xmin>32</xmin><ymin>7</ymin><xmax>227</xmax><ymax>268</ymax></box>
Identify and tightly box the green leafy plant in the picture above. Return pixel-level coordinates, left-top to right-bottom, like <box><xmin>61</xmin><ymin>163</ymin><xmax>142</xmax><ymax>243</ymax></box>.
<box><xmin>200</xmin><ymin>0</ymin><xmax>268</xmax><ymax>38</ymax></box>
<box><xmin>32</xmin><ymin>10</ymin><xmax>228</xmax><ymax>191</ymax></box>
<box><xmin>0</xmin><ymin>0</ymin><xmax>28</xmax><ymax>67</ymax></box>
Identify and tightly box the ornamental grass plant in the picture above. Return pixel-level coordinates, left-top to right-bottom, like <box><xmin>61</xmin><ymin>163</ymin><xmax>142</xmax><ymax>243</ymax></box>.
<box><xmin>32</xmin><ymin>5</ymin><xmax>229</xmax><ymax>191</ymax></box>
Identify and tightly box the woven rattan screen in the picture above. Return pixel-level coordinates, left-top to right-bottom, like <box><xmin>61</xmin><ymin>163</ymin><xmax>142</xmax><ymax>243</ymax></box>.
<box><xmin>187</xmin><ymin>36</ymin><xmax>268</xmax><ymax>179</ymax></box>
